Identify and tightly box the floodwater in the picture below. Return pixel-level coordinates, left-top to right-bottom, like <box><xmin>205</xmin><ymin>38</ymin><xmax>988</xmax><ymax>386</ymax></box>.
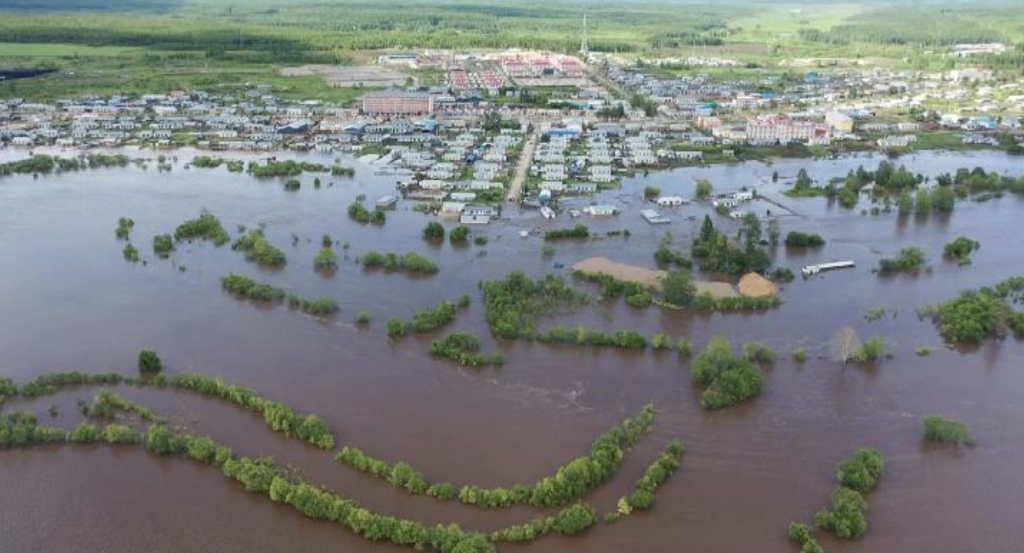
<box><xmin>1</xmin><ymin>146</ymin><xmax>1024</xmax><ymax>552</ymax></box>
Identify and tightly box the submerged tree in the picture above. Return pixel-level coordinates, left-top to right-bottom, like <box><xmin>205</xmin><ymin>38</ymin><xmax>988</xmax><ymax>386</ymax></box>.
<box><xmin>832</xmin><ymin>327</ymin><xmax>861</xmax><ymax>364</ymax></box>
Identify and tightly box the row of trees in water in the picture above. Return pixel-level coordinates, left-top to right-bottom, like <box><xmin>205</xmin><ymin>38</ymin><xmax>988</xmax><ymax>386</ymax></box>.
<box><xmin>170</xmin><ymin>373</ymin><xmax>336</xmax><ymax>450</ymax></box>
<box><xmin>387</xmin><ymin>297</ymin><xmax>470</xmax><ymax>338</ymax></box>
<box><xmin>1</xmin><ymin>370</ymin><xmax>337</xmax><ymax>453</ymax></box>
<box><xmin>609</xmin><ymin>439</ymin><xmax>685</xmax><ymax>520</ymax></box>
<box><xmin>2</xmin><ymin>375</ymin><xmax>683</xmax><ymax>552</ymax></box>
<box><xmin>0</xmin><ymin>154</ymin><xmax>131</xmax><ymax>178</ymax></box>
<box><xmin>790</xmin><ymin>163</ymin><xmax>1024</xmax><ymax>213</ymax></box>
<box><xmin>221</xmin><ymin>273</ymin><xmax>339</xmax><ymax>317</ymax></box>
<box><xmin>335</xmin><ymin>404</ymin><xmax>657</xmax><ymax>509</ymax></box>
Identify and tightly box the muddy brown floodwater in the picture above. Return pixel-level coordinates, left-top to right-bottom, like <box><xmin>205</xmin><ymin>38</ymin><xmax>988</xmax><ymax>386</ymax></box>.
<box><xmin>2</xmin><ymin>147</ymin><xmax>1024</xmax><ymax>552</ymax></box>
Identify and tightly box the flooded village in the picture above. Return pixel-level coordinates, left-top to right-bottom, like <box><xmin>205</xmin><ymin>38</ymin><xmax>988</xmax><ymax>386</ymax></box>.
<box><xmin>3</xmin><ymin>40</ymin><xmax>1024</xmax><ymax>553</ymax></box>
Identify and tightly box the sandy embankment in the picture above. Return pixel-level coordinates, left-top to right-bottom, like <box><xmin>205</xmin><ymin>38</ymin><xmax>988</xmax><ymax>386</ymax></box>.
<box><xmin>572</xmin><ymin>257</ymin><xmax>749</xmax><ymax>299</ymax></box>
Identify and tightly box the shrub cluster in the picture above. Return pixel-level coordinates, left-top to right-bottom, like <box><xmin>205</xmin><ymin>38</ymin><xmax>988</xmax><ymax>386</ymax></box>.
<box><xmin>544</xmin><ymin>225</ymin><xmax>589</xmax><ymax>240</ymax></box>
<box><xmin>423</xmin><ymin>222</ymin><xmax>445</xmax><ymax>240</ymax></box>
<box><xmin>785</xmin><ymin>231</ymin><xmax>826</xmax><ymax>248</ymax></box>
<box><xmin>314</xmin><ymin>248</ymin><xmax>338</xmax><ymax>271</ymax></box>
<box><xmin>123</xmin><ymin>242</ymin><xmax>140</xmax><ymax>262</ymax></box>
<box><xmin>348</xmin><ymin>201</ymin><xmax>386</xmax><ymax>225</ymax></box>
<box><xmin>537</xmin><ymin>327</ymin><xmax>648</xmax><ymax>349</ymax></box>
<box><xmin>850</xmin><ymin>337</ymin><xmax>886</xmax><ymax>363</ymax></box>
<box><xmin>429</xmin><ymin>333</ymin><xmax>504</xmax><ymax>367</ymax></box>
<box><xmin>388</xmin><ymin>297</ymin><xmax>470</xmax><ymax>337</ymax></box>
<box><xmin>101</xmin><ymin>423</ymin><xmax>139</xmax><ymax>445</ymax></box>
<box><xmin>174</xmin><ymin>213</ymin><xmax>230</xmax><ymax>246</ymax></box>
<box><xmin>449</xmin><ymin>226</ymin><xmax>471</xmax><ymax>243</ymax></box>
<box><xmin>654</xmin><ymin>244</ymin><xmax>691</xmax><ymax>269</ymax></box>
<box><xmin>692</xmin><ymin>293</ymin><xmax>782</xmax><ymax>311</ymax></box>
<box><xmin>480</xmin><ymin>272</ymin><xmax>588</xmax><ymax>339</ymax></box>
<box><xmin>814</xmin><ymin>448</ymin><xmax>885</xmax><ymax>540</ymax></box>
<box><xmin>362</xmin><ymin>251</ymin><xmax>439</xmax><ymax>274</ymax></box>
<box><xmin>878</xmin><ymin>247</ymin><xmax>925</xmax><ymax>273</ymax></box>
<box><xmin>115</xmin><ymin>217</ymin><xmax>134</xmax><ymax>240</ymax></box>
<box><xmin>222</xmin><ymin>273</ymin><xmax>286</xmax><ymax>302</ymax></box>
<box><xmin>943</xmin><ymin>237</ymin><xmax>980</xmax><ymax>265</ymax></box>
<box><xmin>0</xmin><ymin>411</ymin><xmax>67</xmax><ymax>448</ymax></box>
<box><xmin>190</xmin><ymin>156</ymin><xmax>227</xmax><ymax>169</ymax></box>
<box><xmin>573</xmin><ymin>271</ymin><xmax>648</xmax><ymax>301</ymax></box>
<box><xmin>138</xmin><ymin>350</ymin><xmax>162</xmax><ymax>375</ymax></box>
<box><xmin>927</xmin><ymin>277</ymin><xmax>1024</xmax><ymax>344</ymax></box>
<box><xmin>692</xmin><ymin>336</ymin><xmax>765</xmax><ymax>410</ymax></box>
<box><xmin>741</xmin><ymin>342</ymin><xmax>776</xmax><ymax>365</ymax></box>
<box><xmin>923</xmin><ymin>415</ymin><xmax>973</xmax><ymax>445</ymax></box>
<box><xmin>232</xmin><ymin>230</ymin><xmax>287</xmax><ymax>267</ymax></box>
<box><xmin>297</xmin><ymin>297</ymin><xmax>340</xmax><ymax>316</ymax></box>
<box><xmin>84</xmin><ymin>389</ymin><xmax>161</xmax><ymax>422</ymax></box>
<box><xmin>331</xmin><ymin>165</ymin><xmax>355</xmax><ymax>177</ymax></box>
<box><xmin>788</xmin><ymin>523</ymin><xmax>823</xmax><ymax>553</ymax></box>
<box><xmin>152</xmin><ymin>234</ymin><xmax>174</xmax><ymax>257</ymax></box>
<box><xmin>248</xmin><ymin>160</ymin><xmax>328</xmax><ymax>178</ymax></box>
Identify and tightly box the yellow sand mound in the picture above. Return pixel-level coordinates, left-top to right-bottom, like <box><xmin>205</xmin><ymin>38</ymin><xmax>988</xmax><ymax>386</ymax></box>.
<box><xmin>738</xmin><ymin>272</ymin><xmax>777</xmax><ymax>298</ymax></box>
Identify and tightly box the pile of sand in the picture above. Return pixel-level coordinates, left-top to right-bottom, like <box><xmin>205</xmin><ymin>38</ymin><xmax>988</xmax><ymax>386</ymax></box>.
<box><xmin>571</xmin><ymin>257</ymin><xmax>741</xmax><ymax>300</ymax></box>
<box><xmin>572</xmin><ymin>257</ymin><xmax>667</xmax><ymax>289</ymax></box>
<box><xmin>738</xmin><ymin>272</ymin><xmax>777</xmax><ymax>298</ymax></box>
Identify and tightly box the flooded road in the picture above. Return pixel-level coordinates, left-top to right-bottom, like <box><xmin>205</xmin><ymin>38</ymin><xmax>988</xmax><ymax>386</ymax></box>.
<box><xmin>1</xmin><ymin>147</ymin><xmax>1023</xmax><ymax>552</ymax></box>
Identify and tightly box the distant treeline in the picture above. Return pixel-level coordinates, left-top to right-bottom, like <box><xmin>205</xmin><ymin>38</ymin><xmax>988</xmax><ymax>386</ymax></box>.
<box><xmin>0</xmin><ymin>1</ymin><xmax>744</xmax><ymax>57</ymax></box>
<box><xmin>797</xmin><ymin>7</ymin><xmax>1011</xmax><ymax>46</ymax></box>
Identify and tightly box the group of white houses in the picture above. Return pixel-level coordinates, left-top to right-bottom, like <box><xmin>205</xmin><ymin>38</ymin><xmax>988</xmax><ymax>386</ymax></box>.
<box><xmin>440</xmin><ymin>202</ymin><xmax>500</xmax><ymax>224</ymax></box>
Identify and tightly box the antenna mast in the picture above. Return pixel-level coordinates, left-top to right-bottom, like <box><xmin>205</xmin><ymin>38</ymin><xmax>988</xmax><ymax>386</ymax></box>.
<box><xmin>580</xmin><ymin>9</ymin><xmax>589</xmax><ymax>56</ymax></box>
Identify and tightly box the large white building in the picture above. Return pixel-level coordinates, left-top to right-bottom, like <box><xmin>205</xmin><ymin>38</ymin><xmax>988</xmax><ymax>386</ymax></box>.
<box><xmin>746</xmin><ymin>115</ymin><xmax>830</xmax><ymax>144</ymax></box>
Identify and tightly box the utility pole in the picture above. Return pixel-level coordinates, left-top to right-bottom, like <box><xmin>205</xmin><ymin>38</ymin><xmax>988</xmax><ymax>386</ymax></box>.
<box><xmin>580</xmin><ymin>8</ymin><xmax>589</xmax><ymax>57</ymax></box>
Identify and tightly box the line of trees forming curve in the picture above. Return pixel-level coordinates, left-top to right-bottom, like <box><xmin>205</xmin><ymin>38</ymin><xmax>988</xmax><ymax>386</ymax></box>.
<box><xmin>2</xmin><ymin>372</ymin><xmax>663</xmax><ymax>513</ymax></box>
<box><xmin>334</xmin><ymin>404</ymin><xmax>657</xmax><ymax>509</ymax></box>
<box><xmin>2</xmin><ymin>409</ymin><xmax>602</xmax><ymax>553</ymax></box>
<box><xmin>1</xmin><ymin>371</ymin><xmax>335</xmax><ymax>450</ymax></box>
